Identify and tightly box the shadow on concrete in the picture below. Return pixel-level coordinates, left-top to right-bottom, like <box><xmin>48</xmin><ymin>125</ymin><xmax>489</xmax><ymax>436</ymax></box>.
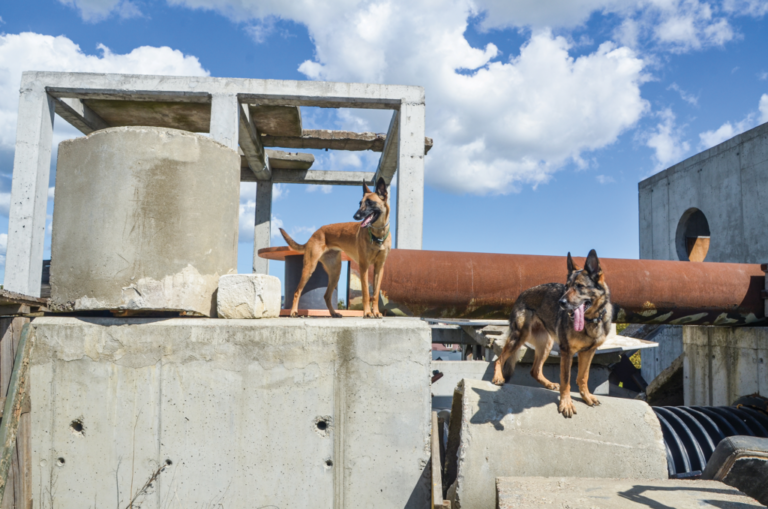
<box><xmin>619</xmin><ymin>484</ymin><xmax>755</xmax><ymax>509</ymax></box>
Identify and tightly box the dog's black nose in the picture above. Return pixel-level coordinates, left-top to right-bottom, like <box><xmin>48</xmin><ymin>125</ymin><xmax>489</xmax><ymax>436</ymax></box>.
<box><xmin>558</xmin><ymin>298</ymin><xmax>568</xmax><ymax>308</ymax></box>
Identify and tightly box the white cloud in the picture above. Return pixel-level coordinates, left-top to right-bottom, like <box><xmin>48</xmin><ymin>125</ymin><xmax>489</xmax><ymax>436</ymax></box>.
<box><xmin>0</xmin><ymin>33</ymin><xmax>208</xmax><ymax>152</ymax></box>
<box><xmin>723</xmin><ymin>0</ymin><xmax>768</xmax><ymax>16</ymax></box>
<box><xmin>596</xmin><ymin>174</ymin><xmax>615</xmax><ymax>184</ymax></box>
<box><xmin>238</xmin><ymin>183</ymin><xmax>289</xmax><ymax>242</ymax></box>
<box><xmin>307</xmin><ymin>185</ymin><xmax>333</xmax><ymax>194</ymax></box>
<box><xmin>0</xmin><ymin>192</ymin><xmax>9</xmax><ymax>217</ymax></box>
<box><xmin>668</xmin><ymin>82</ymin><xmax>698</xmax><ymax>105</ymax></box>
<box><xmin>0</xmin><ymin>232</ymin><xmax>6</xmax><ymax>267</ymax></box>
<box><xmin>759</xmin><ymin>71</ymin><xmax>768</xmax><ymax>81</ymax></box>
<box><xmin>271</xmin><ymin>215</ymin><xmax>284</xmax><ymax>239</ymax></box>
<box><xmin>57</xmin><ymin>0</ymin><xmax>143</xmax><ymax>22</ymax></box>
<box><xmin>697</xmin><ymin>94</ymin><xmax>768</xmax><ymax>150</ymax></box>
<box><xmin>646</xmin><ymin>108</ymin><xmax>690</xmax><ymax>171</ymax></box>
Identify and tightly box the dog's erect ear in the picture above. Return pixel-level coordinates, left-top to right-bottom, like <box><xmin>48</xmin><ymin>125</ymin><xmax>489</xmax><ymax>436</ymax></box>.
<box><xmin>362</xmin><ymin>180</ymin><xmax>372</xmax><ymax>195</ymax></box>
<box><xmin>375</xmin><ymin>177</ymin><xmax>388</xmax><ymax>200</ymax></box>
<box><xmin>567</xmin><ymin>252</ymin><xmax>582</xmax><ymax>274</ymax></box>
<box><xmin>585</xmin><ymin>249</ymin><xmax>602</xmax><ymax>277</ymax></box>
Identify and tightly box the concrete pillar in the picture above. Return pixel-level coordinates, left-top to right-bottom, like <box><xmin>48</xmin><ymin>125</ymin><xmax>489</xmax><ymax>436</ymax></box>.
<box><xmin>4</xmin><ymin>83</ymin><xmax>55</xmax><ymax>297</ymax></box>
<box><xmin>210</xmin><ymin>94</ymin><xmax>239</xmax><ymax>151</ymax></box>
<box><xmin>253</xmin><ymin>181</ymin><xmax>272</xmax><ymax>274</ymax></box>
<box><xmin>395</xmin><ymin>101</ymin><xmax>425</xmax><ymax>250</ymax></box>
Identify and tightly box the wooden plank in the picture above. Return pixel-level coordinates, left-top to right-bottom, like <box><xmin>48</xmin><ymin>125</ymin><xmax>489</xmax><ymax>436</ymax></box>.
<box><xmin>0</xmin><ymin>322</ymin><xmax>33</xmax><ymax>504</ymax></box>
<box><xmin>0</xmin><ymin>308</ymin><xmax>28</xmax><ymax>318</ymax></box>
<box><xmin>238</xmin><ymin>104</ymin><xmax>270</xmax><ymax>180</ymax></box>
<box><xmin>0</xmin><ymin>290</ymin><xmax>47</xmax><ymax>309</ymax></box>
<box><xmin>432</xmin><ymin>411</ymin><xmax>448</xmax><ymax>509</ymax></box>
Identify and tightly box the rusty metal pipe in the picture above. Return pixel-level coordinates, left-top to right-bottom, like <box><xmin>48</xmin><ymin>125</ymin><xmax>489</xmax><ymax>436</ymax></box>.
<box><xmin>371</xmin><ymin>250</ymin><xmax>765</xmax><ymax>325</ymax></box>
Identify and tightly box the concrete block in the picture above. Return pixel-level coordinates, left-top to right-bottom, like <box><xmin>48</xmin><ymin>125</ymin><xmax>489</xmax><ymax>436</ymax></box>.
<box><xmin>430</xmin><ymin>361</ymin><xmax>609</xmax><ymax>410</ymax></box>
<box><xmin>496</xmin><ymin>477</ymin><xmax>762</xmax><ymax>508</ymax></box>
<box><xmin>217</xmin><ymin>273</ymin><xmax>281</xmax><ymax>318</ymax></box>
<box><xmin>445</xmin><ymin>380</ymin><xmax>667</xmax><ymax>509</ymax></box>
<box><xmin>683</xmin><ymin>326</ymin><xmax>768</xmax><ymax>405</ymax></box>
<box><xmin>50</xmin><ymin>127</ymin><xmax>240</xmax><ymax>316</ymax></box>
<box><xmin>703</xmin><ymin>436</ymin><xmax>768</xmax><ymax>506</ymax></box>
<box><xmin>29</xmin><ymin>317</ymin><xmax>431</xmax><ymax>508</ymax></box>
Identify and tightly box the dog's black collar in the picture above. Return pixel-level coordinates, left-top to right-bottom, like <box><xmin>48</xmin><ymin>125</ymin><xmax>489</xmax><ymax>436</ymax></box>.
<box><xmin>586</xmin><ymin>309</ymin><xmax>607</xmax><ymax>324</ymax></box>
<box><xmin>368</xmin><ymin>225</ymin><xmax>390</xmax><ymax>245</ymax></box>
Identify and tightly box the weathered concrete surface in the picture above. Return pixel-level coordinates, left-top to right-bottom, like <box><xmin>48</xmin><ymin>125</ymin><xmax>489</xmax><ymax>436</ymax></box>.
<box><xmin>622</xmin><ymin>325</ymin><xmax>683</xmax><ymax>385</ymax></box>
<box><xmin>703</xmin><ymin>436</ymin><xmax>768</xmax><ymax>506</ymax></box>
<box><xmin>50</xmin><ymin>127</ymin><xmax>240</xmax><ymax>316</ymax></box>
<box><xmin>639</xmin><ymin>121</ymin><xmax>768</xmax><ymax>263</ymax></box>
<box><xmin>249</xmin><ymin>104</ymin><xmax>302</xmax><ymax>137</ymax></box>
<box><xmin>217</xmin><ymin>273</ymin><xmax>281</xmax><ymax>318</ymax></box>
<box><xmin>445</xmin><ymin>380</ymin><xmax>667</xmax><ymax>509</ymax></box>
<box><xmin>683</xmin><ymin>326</ymin><xmax>768</xmax><ymax>405</ymax></box>
<box><xmin>266</xmin><ymin>149</ymin><xmax>315</xmax><ymax>170</ymax></box>
<box><xmin>85</xmin><ymin>99</ymin><xmax>211</xmax><ymax>132</ymax></box>
<box><xmin>496</xmin><ymin>477</ymin><xmax>762</xmax><ymax>508</ymax></box>
<box><xmin>29</xmin><ymin>317</ymin><xmax>431</xmax><ymax>508</ymax></box>
<box><xmin>430</xmin><ymin>361</ymin><xmax>609</xmax><ymax>410</ymax></box>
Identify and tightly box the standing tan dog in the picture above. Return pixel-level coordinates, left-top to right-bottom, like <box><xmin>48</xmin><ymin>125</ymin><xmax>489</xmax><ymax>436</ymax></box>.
<box><xmin>491</xmin><ymin>250</ymin><xmax>613</xmax><ymax>417</ymax></box>
<box><xmin>280</xmin><ymin>177</ymin><xmax>391</xmax><ymax>318</ymax></box>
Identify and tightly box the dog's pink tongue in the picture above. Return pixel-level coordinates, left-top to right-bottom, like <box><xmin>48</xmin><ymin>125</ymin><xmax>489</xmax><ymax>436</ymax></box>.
<box><xmin>361</xmin><ymin>215</ymin><xmax>372</xmax><ymax>227</ymax></box>
<box><xmin>573</xmin><ymin>303</ymin><xmax>585</xmax><ymax>332</ymax></box>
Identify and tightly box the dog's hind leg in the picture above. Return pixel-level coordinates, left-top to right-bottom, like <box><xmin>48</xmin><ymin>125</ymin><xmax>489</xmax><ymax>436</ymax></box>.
<box><xmin>370</xmin><ymin>255</ymin><xmax>387</xmax><ymax>318</ymax></box>
<box><xmin>529</xmin><ymin>321</ymin><xmax>559</xmax><ymax>391</ymax></box>
<box><xmin>290</xmin><ymin>247</ymin><xmax>324</xmax><ymax>317</ymax></box>
<box><xmin>319</xmin><ymin>250</ymin><xmax>343</xmax><ymax>318</ymax></box>
<box><xmin>577</xmin><ymin>346</ymin><xmax>600</xmax><ymax>407</ymax></box>
<box><xmin>491</xmin><ymin>312</ymin><xmax>527</xmax><ymax>385</ymax></box>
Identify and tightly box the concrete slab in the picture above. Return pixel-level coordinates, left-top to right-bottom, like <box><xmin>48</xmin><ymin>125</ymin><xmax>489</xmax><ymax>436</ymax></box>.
<box><xmin>266</xmin><ymin>149</ymin><xmax>315</xmax><ymax>170</ymax></box>
<box><xmin>496</xmin><ymin>477</ymin><xmax>762</xmax><ymax>508</ymax></box>
<box><xmin>84</xmin><ymin>99</ymin><xmax>211</xmax><ymax>132</ymax></box>
<box><xmin>50</xmin><ymin>127</ymin><xmax>240</xmax><ymax>316</ymax></box>
<box><xmin>430</xmin><ymin>361</ymin><xmax>609</xmax><ymax>410</ymax></box>
<box><xmin>29</xmin><ymin>317</ymin><xmax>431</xmax><ymax>509</ymax></box>
<box><xmin>445</xmin><ymin>380</ymin><xmax>667</xmax><ymax>509</ymax></box>
<box><xmin>216</xmin><ymin>273</ymin><xmax>281</xmax><ymax>318</ymax></box>
<box><xmin>249</xmin><ymin>104</ymin><xmax>302</xmax><ymax>136</ymax></box>
<box><xmin>703</xmin><ymin>436</ymin><xmax>768</xmax><ymax>506</ymax></box>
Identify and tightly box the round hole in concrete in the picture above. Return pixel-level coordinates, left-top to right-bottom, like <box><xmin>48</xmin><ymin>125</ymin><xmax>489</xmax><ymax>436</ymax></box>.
<box><xmin>313</xmin><ymin>416</ymin><xmax>332</xmax><ymax>437</ymax></box>
<box><xmin>56</xmin><ymin>457</ymin><xmax>65</xmax><ymax>467</ymax></box>
<box><xmin>325</xmin><ymin>459</ymin><xmax>333</xmax><ymax>467</ymax></box>
<box><xmin>70</xmin><ymin>418</ymin><xmax>85</xmax><ymax>437</ymax></box>
<box><xmin>165</xmin><ymin>459</ymin><xmax>173</xmax><ymax>466</ymax></box>
<box><xmin>675</xmin><ymin>208</ymin><xmax>710</xmax><ymax>262</ymax></box>
<box><xmin>317</xmin><ymin>421</ymin><xmax>328</xmax><ymax>431</ymax></box>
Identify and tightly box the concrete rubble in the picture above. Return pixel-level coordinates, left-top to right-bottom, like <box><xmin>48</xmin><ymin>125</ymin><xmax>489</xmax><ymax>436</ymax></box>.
<box><xmin>445</xmin><ymin>380</ymin><xmax>668</xmax><ymax>509</ymax></box>
<box><xmin>217</xmin><ymin>273</ymin><xmax>282</xmax><ymax>318</ymax></box>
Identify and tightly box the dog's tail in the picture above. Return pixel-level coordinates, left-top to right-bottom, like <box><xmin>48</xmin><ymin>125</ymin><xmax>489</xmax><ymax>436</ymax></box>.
<box><xmin>279</xmin><ymin>228</ymin><xmax>306</xmax><ymax>253</ymax></box>
<box><xmin>501</xmin><ymin>328</ymin><xmax>526</xmax><ymax>383</ymax></box>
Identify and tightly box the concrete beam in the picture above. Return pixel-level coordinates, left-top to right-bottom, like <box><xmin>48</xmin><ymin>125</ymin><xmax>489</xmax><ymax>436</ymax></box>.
<box><xmin>51</xmin><ymin>97</ymin><xmax>109</xmax><ymax>135</ymax></box>
<box><xmin>263</xmin><ymin>129</ymin><xmax>433</xmax><ymax>154</ymax></box>
<box><xmin>238</xmin><ymin>104</ymin><xmax>270</xmax><ymax>180</ymax></box>
<box><xmin>210</xmin><ymin>94</ymin><xmax>239</xmax><ymax>151</ymax></box>
<box><xmin>253</xmin><ymin>182</ymin><xmax>272</xmax><ymax>275</ymax></box>
<box><xmin>4</xmin><ymin>86</ymin><xmax>55</xmax><ymax>296</ymax></box>
<box><xmin>265</xmin><ymin>149</ymin><xmax>314</xmax><ymax>170</ymax></box>
<box><xmin>33</xmin><ymin>72</ymin><xmax>424</xmax><ymax>108</ymax></box>
<box><xmin>249</xmin><ymin>105</ymin><xmax>302</xmax><ymax>137</ymax></box>
<box><xmin>373</xmin><ymin>111</ymin><xmax>399</xmax><ymax>185</ymax></box>
<box><xmin>47</xmin><ymin>87</ymin><xmax>211</xmax><ymax>103</ymax></box>
<box><xmin>395</xmin><ymin>102</ymin><xmax>425</xmax><ymax>249</ymax></box>
<box><xmin>271</xmin><ymin>169</ymin><xmax>374</xmax><ymax>186</ymax></box>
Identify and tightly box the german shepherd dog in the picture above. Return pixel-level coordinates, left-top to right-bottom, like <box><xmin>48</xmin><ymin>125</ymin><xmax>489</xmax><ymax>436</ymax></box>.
<box><xmin>280</xmin><ymin>177</ymin><xmax>391</xmax><ymax>318</ymax></box>
<box><xmin>491</xmin><ymin>250</ymin><xmax>612</xmax><ymax>417</ymax></box>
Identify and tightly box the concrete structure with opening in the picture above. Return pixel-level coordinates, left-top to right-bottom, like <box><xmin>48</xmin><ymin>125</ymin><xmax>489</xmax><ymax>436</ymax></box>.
<box><xmin>4</xmin><ymin>72</ymin><xmax>431</xmax><ymax>297</ymax></box>
<box><xmin>639</xmin><ymin>120</ymin><xmax>768</xmax><ymax>264</ymax></box>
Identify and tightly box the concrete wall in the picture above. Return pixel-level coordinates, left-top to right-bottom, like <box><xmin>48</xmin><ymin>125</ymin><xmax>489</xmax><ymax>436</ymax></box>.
<box><xmin>638</xmin><ymin>121</ymin><xmax>768</xmax><ymax>263</ymax></box>
<box><xmin>683</xmin><ymin>326</ymin><xmax>768</xmax><ymax>406</ymax></box>
<box><xmin>29</xmin><ymin>317</ymin><xmax>431</xmax><ymax>509</ymax></box>
<box><xmin>639</xmin><ymin>326</ymin><xmax>683</xmax><ymax>384</ymax></box>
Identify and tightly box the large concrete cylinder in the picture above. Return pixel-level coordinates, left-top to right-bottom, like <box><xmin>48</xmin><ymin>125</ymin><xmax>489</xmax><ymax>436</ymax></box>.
<box><xmin>50</xmin><ymin>127</ymin><xmax>240</xmax><ymax>316</ymax></box>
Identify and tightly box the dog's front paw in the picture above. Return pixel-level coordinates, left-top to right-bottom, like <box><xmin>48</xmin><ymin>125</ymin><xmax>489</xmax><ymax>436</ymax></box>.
<box><xmin>331</xmin><ymin>312</ymin><xmax>343</xmax><ymax>318</ymax></box>
<box><xmin>582</xmin><ymin>393</ymin><xmax>600</xmax><ymax>407</ymax></box>
<box><xmin>364</xmin><ymin>311</ymin><xmax>375</xmax><ymax>318</ymax></box>
<box><xmin>559</xmin><ymin>397</ymin><xmax>577</xmax><ymax>418</ymax></box>
<box><xmin>290</xmin><ymin>310</ymin><xmax>299</xmax><ymax>318</ymax></box>
<box><xmin>547</xmin><ymin>383</ymin><xmax>560</xmax><ymax>391</ymax></box>
<box><xmin>372</xmin><ymin>311</ymin><xmax>383</xmax><ymax>318</ymax></box>
<box><xmin>491</xmin><ymin>375</ymin><xmax>505</xmax><ymax>386</ymax></box>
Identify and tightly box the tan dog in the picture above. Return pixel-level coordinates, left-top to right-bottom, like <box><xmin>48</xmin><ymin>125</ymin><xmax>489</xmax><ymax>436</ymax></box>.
<box><xmin>280</xmin><ymin>177</ymin><xmax>391</xmax><ymax>318</ymax></box>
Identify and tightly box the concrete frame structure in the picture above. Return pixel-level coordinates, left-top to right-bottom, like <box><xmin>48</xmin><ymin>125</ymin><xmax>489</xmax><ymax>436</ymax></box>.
<box><xmin>5</xmin><ymin>72</ymin><xmax>428</xmax><ymax>296</ymax></box>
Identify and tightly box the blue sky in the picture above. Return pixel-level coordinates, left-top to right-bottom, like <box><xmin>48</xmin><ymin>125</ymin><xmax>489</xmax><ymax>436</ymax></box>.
<box><xmin>0</xmin><ymin>0</ymin><xmax>767</xmax><ymax>296</ymax></box>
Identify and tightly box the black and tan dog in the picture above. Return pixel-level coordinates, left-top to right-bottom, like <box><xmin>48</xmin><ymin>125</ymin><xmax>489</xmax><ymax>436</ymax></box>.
<box><xmin>280</xmin><ymin>177</ymin><xmax>391</xmax><ymax>318</ymax></box>
<box><xmin>491</xmin><ymin>250</ymin><xmax>612</xmax><ymax>417</ymax></box>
